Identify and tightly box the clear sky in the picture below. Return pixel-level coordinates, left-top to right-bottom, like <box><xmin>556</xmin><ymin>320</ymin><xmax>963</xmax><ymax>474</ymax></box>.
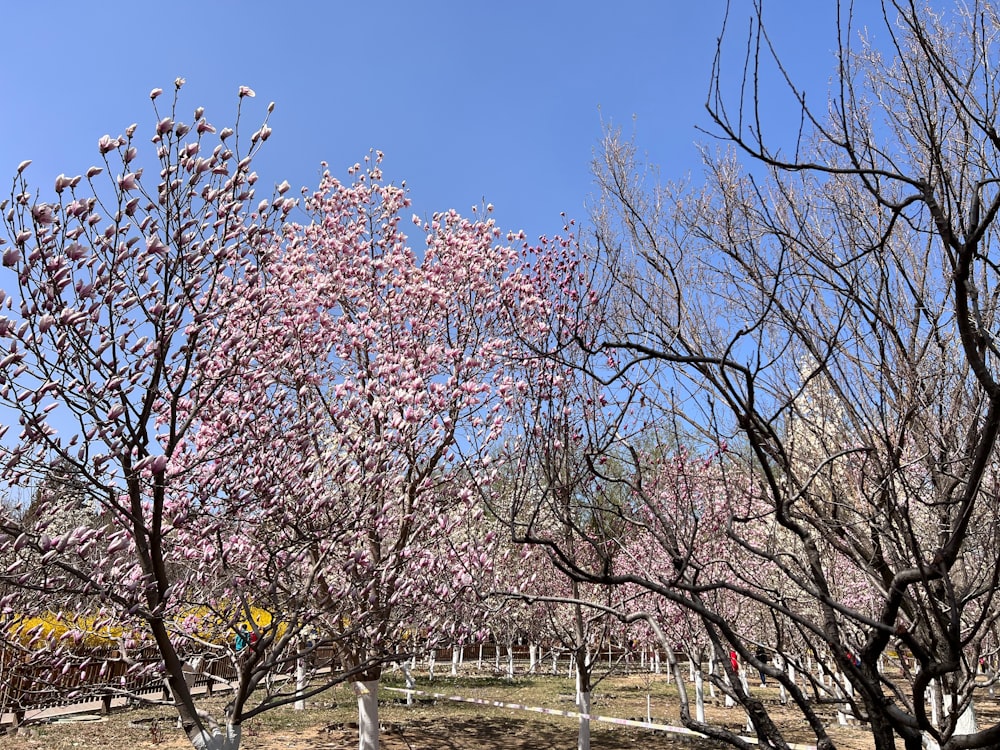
<box><xmin>0</xmin><ymin>2</ymin><xmax>864</xmax><ymax>244</ymax></box>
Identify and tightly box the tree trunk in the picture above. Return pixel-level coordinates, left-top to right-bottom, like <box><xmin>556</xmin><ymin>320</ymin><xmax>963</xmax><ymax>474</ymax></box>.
<box><xmin>403</xmin><ymin>664</ymin><xmax>416</xmax><ymax>706</ymax></box>
<box><xmin>707</xmin><ymin>653</ymin><xmax>716</xmax><ymax>698</ymax></box>
<box><xmin>777</xmin><ymin>655</ymin><xmax>787</xmax><ymax>704</ymax></box>
<box><xmin>953</xmin><ymin>693</ymin><xmax>978</xmax><ymax>736</ymax></box>
<box><xmin>694</xmin><ymin>667</ymin><xmax>706</xmax><ymax>722</ymax></box>
<box><xmin>294</xmin><ymin>653</ymin><xmax>307</xmax><ymax>710</ymax></box>
<box><xmin>835</xmin><ymin>674</ymin><xmax>848</xmax><ymax>726</ymax></box>
<box><xmin>576</xmin><ymin>666</ymin><xmax>591</xmax><ymax>750</ymax></box>
<box><xmin>356</xmin><ymin>679</ymin><xmax>379</xmax><ymax>750</ymax></box>
<box><xmin>186</xmin><ymin>722</ymin><xmax>242</xmax><ymax>750</ymax></box>
<box><xmin>930</xmin><ymin>680</ymin><xmax>939</xmax><ymax>728</ymax></box>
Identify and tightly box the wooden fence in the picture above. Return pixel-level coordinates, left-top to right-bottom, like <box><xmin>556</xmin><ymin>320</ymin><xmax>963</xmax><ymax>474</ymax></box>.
<box><xmin>0</xmin><ymin>645</ymin><xmax>244</xmax><ymax>726</ymax></box>
<box><xmin>0</xmin><ymin>641</ymin><xmax>662</xmax><ymax>725</ymax></box>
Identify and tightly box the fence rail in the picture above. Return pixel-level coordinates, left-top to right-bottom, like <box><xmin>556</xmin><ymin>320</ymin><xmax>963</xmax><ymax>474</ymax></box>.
<box><xmin>0</xmin><ymin>645</ymin><xmax>260</xmax><ymax>726</ymax></box>
<box><xmin>0</xmin><ymin>641</ymin><xmax>664</xmax><ymax>726</ymax></box>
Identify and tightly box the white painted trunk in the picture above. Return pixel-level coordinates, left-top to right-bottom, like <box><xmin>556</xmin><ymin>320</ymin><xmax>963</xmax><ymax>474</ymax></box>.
<box><xmin>187</xmin><ymin>722</ymin><xmax>242</xmax><ymax>750</ymax></box>
<box><xmin>930</xmin><ymin>680</ymin><xmax>939</xmax><ymax>727</ymax></box>
<box><xmin>777</xmin><ymin>654</ymin><xmax>787</xmax><ymax>704</ymax></box>
<box><xmin>552</xmin><ymin>649</ymin><xmax>559</xmax><ymax>674</ymax></box>
<box><xmin>646</xmin><ymin>694</ymin><xmax>652</xmax><ymax>723</ymax></box>
<box><xmin>653</xmin><ymin>650</ymin><xmax>661</xmax><ymax>674</ymax></box>
<box><xmin>694</xmin><ymin>668</ymin><xmax>706</xmax><ymax>723</ymax></box>
<box><xmin>835</xmin><ymin>674</ymin><xmax>848</xmax><ymax>726</ymax></box>
<box><xmin>688</xmin><ymin>657</ymin><xmax>696</xmax><ymax>682</ymax></box>
<box><xmin>294</xmin><ymin>654</ymin><xmax>307</xmax><ymax>710</ymax></box>
<box><xmin>953</xmin><ymin>694</ymin><xmax>978</xmax><ymax>736</ymax></box>
<box><xmin>844</xmin><ymin>676</ymin><xmax>854</xmax><ymax>723</ymax></box>
<box><xmin>576</xmin><ymin>681</ymin><xmax>591</xmax><ymax>750</ymax></box>
<box><xmin>506</xmin><ymin>644</ymin><xmax>514</xmax><ymax>679</ymax></box>
<box><xmin>640</xmin><ymin>649</ymin><xmax>646</xmax><ymax>669</ymax></box>
<box><xmin>403</xmin><ymin>665</ymin><xmax>416</xmax><ymax>707</ymax></box>
<box><xmin>356</xmin><ymin>679</ymin><xmax>380</xmax><ymax>750</ymax></box>
<box><xmin>529</xmin><ymin>644</ymin><xmax>538</xmax><ymax>673</ymax></box>
<box><xmin>707</xmin><ymin>654</ymin><xmax>716</xmax><ymax>698</ymax></box>
<box><xmin>451</xmin><ymin>645</ymin><xmax>460</xmax><ymax>676</ymax></box>
<box><xmin>428</xmin><ymin>650</ymin><xmax>436</xmax><ymax>680</ymax></box>
<box><xmin>477</xmin><ymin>643</ymin><xmax>483</xmax><ymax>670</ymax></box>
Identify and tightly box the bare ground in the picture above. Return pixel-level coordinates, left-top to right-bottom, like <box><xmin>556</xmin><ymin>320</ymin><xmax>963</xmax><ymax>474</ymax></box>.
<box><xmin>0</xmin><ymin>672</ymin><xmax>964</xmax><ymax>749</ymax></box>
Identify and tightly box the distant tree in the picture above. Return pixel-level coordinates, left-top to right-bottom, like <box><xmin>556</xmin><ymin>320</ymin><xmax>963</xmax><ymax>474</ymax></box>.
<box><xmin>21</xmin><ymin>457</ymin><xmax>94</xmax><ymax>533</ymax></box>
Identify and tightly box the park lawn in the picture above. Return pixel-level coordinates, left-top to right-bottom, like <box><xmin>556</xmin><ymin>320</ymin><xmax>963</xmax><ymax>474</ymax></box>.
<box><xmin>0</xmin><ymin>671</ymin><xmax>910</xmax><ymax>749</ymax></box>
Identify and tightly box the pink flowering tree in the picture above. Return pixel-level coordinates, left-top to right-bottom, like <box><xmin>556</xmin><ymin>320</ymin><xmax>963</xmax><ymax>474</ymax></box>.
<box><xmin>184</xmin><ymin>155</ymin><xmax>539</xmax><ymax>750</ymax></box>
<box><xmin>0</xmin><ymin>83</ymin><xmax>361</xmax><ymax>750</ymax></box>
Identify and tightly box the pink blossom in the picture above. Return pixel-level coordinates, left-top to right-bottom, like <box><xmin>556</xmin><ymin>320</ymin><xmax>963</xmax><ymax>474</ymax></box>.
<box><xmin>118</xmin><ymin>173</ymin><xmax>139</xmax><ymax>191</ymax></box>
<box><xmin>31</xmin><ymin>204</ymin><xmax>55</xmax><ymax>224</ymax></box>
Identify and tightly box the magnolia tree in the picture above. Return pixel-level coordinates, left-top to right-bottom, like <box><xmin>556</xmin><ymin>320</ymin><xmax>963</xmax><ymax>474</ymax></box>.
<box><xmin>183</xmin><ymin>156</ymin><xmax>546</xmax><ymax>750</ymax></box>
<box><xmin>510</xmin><ymin>2</ymin><xmax>1000</xmax><ymax>749</ymax></box>
<box><xmin>0</xmin><ymin>84</ymin><xmax>365</xmax><ymax>750</ymax></box>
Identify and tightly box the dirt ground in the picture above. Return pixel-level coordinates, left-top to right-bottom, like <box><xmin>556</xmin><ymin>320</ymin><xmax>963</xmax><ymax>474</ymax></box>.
<box><xmin>0</xmin><ymin>672</ymin><xmax>943</xmax><ymax>749</ymax></box>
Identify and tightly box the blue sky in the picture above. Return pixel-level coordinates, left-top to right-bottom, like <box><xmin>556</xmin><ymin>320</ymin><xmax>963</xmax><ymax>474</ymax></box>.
<box><xmin>0</xmin><ymin>2</ymin><xmax>862</xmax><ymax>244</ymax></box>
